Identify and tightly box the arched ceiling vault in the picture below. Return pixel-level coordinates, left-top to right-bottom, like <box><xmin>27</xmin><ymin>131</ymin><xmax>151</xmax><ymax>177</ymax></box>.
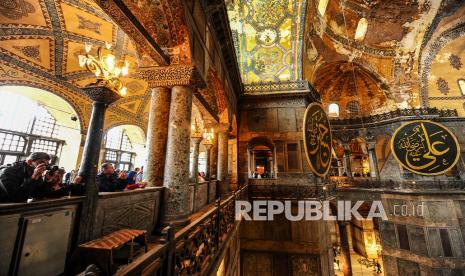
<box><xmin>0</xmin><ymin>0</ymin><xmax>222</xmax><ymax>131</ymax></box>
<box><xmin>302</xmin><ymin>0</ymin><xmax>450</xmax><ymax>108</ymax></box>
<box><xmin>314</xmin><ymin>61</ymin><xmax>388</xmax><ymax>117</ymax></box>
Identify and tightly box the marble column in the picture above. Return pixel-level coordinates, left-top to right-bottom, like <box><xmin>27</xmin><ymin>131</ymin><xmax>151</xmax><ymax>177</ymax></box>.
<box><xmin>217</xmin><ymin>124</ymin><xmax>230</xmax><ymax>196</ymax></box>
<box><xmin>210</xmin><ymin>135</ymin><xmax>218</xmax><ymax>179</ymax></box>
<box><xmin>145</xmin><ymin>87</ymin><xmax>171</xmax><ymax>187</ymax></box>
<box><xmin>189</xmin><ymin>137</ymin><xmax>202</xmax><ymax>182</ymax></box>
<box><xmin>160</xmin><ymin>85</ymin><xmax>193</xmax><ymax>226</ymax></box>
<box><xmin>343</xmin><ymin>144</ymin><xmax>352</xmax><ymax>177</ymax></box>
<box><xmin>339</xmin><ymin>222</ymin><xmax>353</xmax><ymax>276</ymax></box>
<box><xmin>367</xmin><ymin>142</ymin><xmax>379</xmax><ymax>179</ymax></box>
<box><xmin>204</xmin><ymin>144</ymin><xmax>212</xmax><ymax>179</ymax></box>
<box><xmin>78</xmin><ymin>86</ymin><xmax>121</xmax><ymax>243</ymax></box>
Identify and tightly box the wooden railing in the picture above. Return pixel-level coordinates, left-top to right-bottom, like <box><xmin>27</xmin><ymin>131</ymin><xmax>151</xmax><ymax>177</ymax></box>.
<box><xmin>115</xmin><ymin>185</ymin><xmax>248</xmax><ymax>276</ymax></box>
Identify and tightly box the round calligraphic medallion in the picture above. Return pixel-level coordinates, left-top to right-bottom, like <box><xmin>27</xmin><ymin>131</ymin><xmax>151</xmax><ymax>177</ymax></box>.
<box><xmin>391</xmin><ymin>120</ymin><xmax>460</xmax><ymax>176</ymax></box>
<box><xmin>303</xmin><ymin>103</ymin><xmax>332</xmax><ymax>177</ymax></box>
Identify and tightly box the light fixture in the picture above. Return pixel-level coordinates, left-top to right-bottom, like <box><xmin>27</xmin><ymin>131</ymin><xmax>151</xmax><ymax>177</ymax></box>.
<box><xmin>78</xmin><ymin>42</ymin><xmax>129</xmax><ymax>96</ymax></box>
<box><xmin>191</xmin><ymin>119</ymin><xmax>203</xmax><ymax>139</ymax></box>
<box><xmin>203</xmin><ymin>128</ymin><xmax>215</xmax><ymax>146</ymax></box>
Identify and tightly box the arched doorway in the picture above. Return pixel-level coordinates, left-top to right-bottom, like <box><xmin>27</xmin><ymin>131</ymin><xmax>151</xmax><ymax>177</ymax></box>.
<box><xmin>103</xmin><ymin>125</ymin><xmax>146</xmax><ymax>171</ymax></box>
<box><xmin>0</xmin><ymin>85</ymin><xmax>82</xmax><ymax>170</ymax></box>
<box><xmin>247</xmin><ymin>136</ymin><xmax>276</xmax><ymax>179</ymax></box>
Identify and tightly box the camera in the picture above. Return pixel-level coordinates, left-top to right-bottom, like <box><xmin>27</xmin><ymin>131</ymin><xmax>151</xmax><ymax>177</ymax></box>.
<box><xmin>46</xmin><ymin>165</ymin><xmax>59</xmax><ymax>174</ymax></box>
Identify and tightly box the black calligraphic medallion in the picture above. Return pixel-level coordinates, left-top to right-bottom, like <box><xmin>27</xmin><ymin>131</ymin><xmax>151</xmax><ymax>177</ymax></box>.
<box><xmin>391</xmin><ymin>120</ymin><xmax>460</xmax><ymax>176</ymax></box>
<box><xmin>303</xmin><ymin>103</ymin><xmax>332</xmax><ymax>177</ymax></box>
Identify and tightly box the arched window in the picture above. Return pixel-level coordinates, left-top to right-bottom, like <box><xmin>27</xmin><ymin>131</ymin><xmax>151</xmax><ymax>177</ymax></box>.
<box><xmin>318</xmin><ymin>0</ymin><xmax>329</xmax><ymax>16</ymax></box>
<box><xmin>354</xmin><ymin>18</ymin><xmax>368</xmax><ymax>41</ymax></box>
<box><xmin>104</xmin><ymin>127</ymin><xmax>136</xmax><ymax>171</ymax></box>
<box><xmin>328</xmin><ymin>103</ymin><xmax>340</xmax><ymax>117</ymax></box>
<box><xmin>347</xmin><ymin>100</ymin><xmax>361</xmax><ymax>116</ymax></box>
<box><xmin>0</xmin><ymin>92</ymin><xmax>64</xmax><ymax>165</ymax></box>
<box><xmin>458</xmin><ymin>79</ymin><xmax>465</xmax><ymax>96</ymax></box>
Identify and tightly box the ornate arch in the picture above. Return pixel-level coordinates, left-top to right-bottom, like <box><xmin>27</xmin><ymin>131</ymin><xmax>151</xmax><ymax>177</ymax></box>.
<box><xmin>419</xmin><ymin>22</ymin><xmax>465</xmax><ymax>106</ymax></box>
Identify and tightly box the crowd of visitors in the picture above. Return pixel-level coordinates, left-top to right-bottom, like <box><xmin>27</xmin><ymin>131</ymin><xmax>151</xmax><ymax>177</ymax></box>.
<box><xmin>0</xmin><ymin>152</ymin><xmax>147</xmax><ymax>203</ymax></box>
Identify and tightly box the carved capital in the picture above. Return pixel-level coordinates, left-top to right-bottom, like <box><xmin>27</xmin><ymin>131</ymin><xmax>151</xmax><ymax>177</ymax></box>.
<box><xmin>82</xmin><ymin>85</ymin><xmax>121</xmax><ymax>105</ymax></box>
<box><xmin>137</xmin><ymin>65</ymin><xmax>205</xmax><ymax>88</ymax></box>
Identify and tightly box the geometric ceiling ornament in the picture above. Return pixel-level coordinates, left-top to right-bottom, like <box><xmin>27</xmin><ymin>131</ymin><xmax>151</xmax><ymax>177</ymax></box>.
<box><xmin>118</xmin><ymin>99</ymin><xmax>141</xmax><ymax>113</ymax></box>
<box><xmin>228</xmin><ymin>0</ymin><xmax>307</xmax><ymax>84</ymax></box>
<box><xmin>0</xmin><ymin>0</ymin><xmax>49</xmax><ymax>27</ymax></box>
<box><xmin>60</xmin><ymin>2</ymin><xmax>114</xmax><ymax>42</ymax></box>
<box><xmin>448</xmin><ymin>54</ymin><xmax>462</xmax><ymax>70</ymax></box>
<box><xmin>0</xmin><ymin>38</ymin><xmax>53</xmax><ymax>71</ymax></box>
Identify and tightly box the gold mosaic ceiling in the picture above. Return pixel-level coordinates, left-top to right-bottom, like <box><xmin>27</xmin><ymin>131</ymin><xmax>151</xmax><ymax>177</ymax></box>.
<box><xmin>227</xmin><ymin>0</ymin><xmax>307</xmax><ymax>84</ymax></box>
<box><xmin>0</xmin><ymin>0</ymin><xmax>157</xmax><ymax>129</ymax></box>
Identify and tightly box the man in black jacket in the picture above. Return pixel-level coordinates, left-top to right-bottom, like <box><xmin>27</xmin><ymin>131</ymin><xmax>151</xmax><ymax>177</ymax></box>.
<box><xmin>0</xmin><ymin>152</ymin><xmax>52</xmax><ymax>203</ymax></box>
<box><xmin>97</xmin><ymin>163</ymin><xmax>128</xmax><ymax>192</ymax></box>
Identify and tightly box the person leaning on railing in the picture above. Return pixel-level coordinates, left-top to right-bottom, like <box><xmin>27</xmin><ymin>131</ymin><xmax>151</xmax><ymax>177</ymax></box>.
<box><xmin>0</xmin><ymin>152</ymin><xmax>56</xmax><ymax>202</ymax></box>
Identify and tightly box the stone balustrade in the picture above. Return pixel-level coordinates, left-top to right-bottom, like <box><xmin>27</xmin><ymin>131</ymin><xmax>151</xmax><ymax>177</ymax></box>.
<box><xmin>332</xmin><ymin>176</ymin><xmax>465</xmax><ymax>190</ymax></box>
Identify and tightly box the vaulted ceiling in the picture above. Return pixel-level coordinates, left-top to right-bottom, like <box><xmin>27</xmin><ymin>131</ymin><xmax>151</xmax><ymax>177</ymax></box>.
<box><xmin>227</xmin><ymin>0</ymin><xmax>307</xmax><ymax>84</ymax></box>
<box><xmin>228</xmin><ymin>0</ymin><xmax>465</xmax><ymax>116</ymax></box>
<box><xmin>0</xmin><ymin>0</ymin><xmax>221</xmax><ymax>132</ymax></box>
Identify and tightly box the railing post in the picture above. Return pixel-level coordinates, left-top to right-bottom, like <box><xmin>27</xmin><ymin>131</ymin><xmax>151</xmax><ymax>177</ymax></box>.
<box><xmin>215</xmin><ymin>198</ymin><xmax>221</xmax><ymax>250</ymax></box>
<box><xmin>161</xmin><ymin>225</ymin><xmax>175</xmax><ymax>276</ymax></box>
<box><xmin>207</xmin><ymin>180</ymin><xmax>211</xmax><ymax>204</ymax></box>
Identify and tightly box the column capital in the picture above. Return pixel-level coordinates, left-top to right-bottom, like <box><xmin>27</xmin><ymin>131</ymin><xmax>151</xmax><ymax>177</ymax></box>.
<box><xmin>82</xmin><ymin>85</ymin><xmax>121</xmax><ymax>105</ymax></box>
<box><xmin>191</xmin><ymin>137</ymin><xmax>203</xmax><ymax>144</ymax></box>
<box><xmin>136</xmin><ymin>65</ymin><xmax>205</xmax><ymax>88</ymax></box>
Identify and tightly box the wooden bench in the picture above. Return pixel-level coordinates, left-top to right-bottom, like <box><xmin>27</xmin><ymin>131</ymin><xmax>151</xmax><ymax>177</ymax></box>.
<box><xmin>77</xmin><ymin>229</ymin><xmax>147</xmax><ymax>275</ymax></box>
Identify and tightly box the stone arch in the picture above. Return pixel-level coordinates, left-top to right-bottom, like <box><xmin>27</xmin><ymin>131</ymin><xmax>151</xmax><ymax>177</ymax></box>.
<box><xmin>419</xmin><ymin>22</ymin><xmax>465</xmax><ymax>106</ymax></box>
<box><xmin>0</xmin><ymin>81</ymin><xmax>87</xmax><ymax>132</ymax></box>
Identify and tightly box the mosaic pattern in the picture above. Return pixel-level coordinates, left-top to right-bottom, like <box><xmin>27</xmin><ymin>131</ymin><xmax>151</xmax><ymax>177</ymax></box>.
<box><xmin>0</xmin><ymin>0</ymin><xmax>35</xmax><ymax>20</ymax></box>
<box><xmin>436</xmin><ymin>78</ymin><xmax>450</xmax><ymax>95</ymax></box>
<box><xmin>449</xmin><ymin>54</ymin><xmax>462</xmax><ymax>70</ymax></box>
<box><xmin>228</xmin><ymin>0</ymin><xmax>307</xmax><ymax>84</ymax></box>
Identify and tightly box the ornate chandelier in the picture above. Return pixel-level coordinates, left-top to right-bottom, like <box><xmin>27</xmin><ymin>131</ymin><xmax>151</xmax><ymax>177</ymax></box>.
<box><xmin>203</xmin><ymin>128</ymin><xmax>215</xmax><ymax>145</ymax></box>
<box><xmin>78</xmin><ymin>42</ymin><xmax>129</xmax><ymax>96</ymax></box>
<box><xmin>191</xmin><ymin>119</ymin><xmax>203</xmax><ymax>139</ymax></box>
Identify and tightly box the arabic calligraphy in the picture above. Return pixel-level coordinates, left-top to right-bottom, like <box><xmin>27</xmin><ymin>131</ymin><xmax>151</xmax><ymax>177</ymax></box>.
<box><xmin>392</xmin><ymin>120</ymin><xmax>460</xmax><ymax>175</ymax></box>
<box><xmin>303</xmin><ymin>103</ymin><xmax>332</xmax><ymax>177</ymax></box>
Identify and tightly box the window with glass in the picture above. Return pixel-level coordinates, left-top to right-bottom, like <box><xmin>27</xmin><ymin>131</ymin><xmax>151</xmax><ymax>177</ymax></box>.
<box><xmin>328</xmin><ymin>103</ymin><xmax>340</xmax><ymax>117</ymax></box>
<box><xmin>103</xmin><ymin>128</ymin><xmax>136</xmax><ymax>171</ymax></box>
<box><xmin>0</xmin><ymin>93</ymin><xmax>64</xmax><ymax>165</ymax></box>
<box><xmin>458</xmin><ymin>79</ymin><xmax>465</xmax><ymax>96</ymax></box>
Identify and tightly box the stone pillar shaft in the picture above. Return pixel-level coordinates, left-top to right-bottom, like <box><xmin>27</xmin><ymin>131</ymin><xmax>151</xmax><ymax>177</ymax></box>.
<box><xmin>339</xmin><ymin>222</ymin><xmax>352</xmax><ymax>276</ymax></box>
<box><xmin>204</xmin><ymin>144</ymin><xmax>212</xmax><ymax>180</ymax></box>
<box><xmin>343</xmin><ymin>145</ymin><xmax>352</xmax><ymax>177</ymax></box>
<box><xmin>78</xmin><ymin>85</ymin><xmax>120</xmax><ymax>243</ymax></box>
<box><xmin>189</xmin><ymin>138</ymin><xmax>202</xmax><ymax>181</ymax></box>
<box><xmin>217</xmin><ymin>127</ymin><xmax>229</xmax><ymax>196</ymax></box>
<box><xmin>160</xmin><ymin>85</ymin><xmax>193</xmax><ymax>226</ymax></box>
<box><xmin>367</xmin><ymin>144</ymin><xmax>379</xmax><ymax>179</ymax></box>
<box><xmin>145</xmin><ymin>87</ymin><xmax>171</xmax><ymax>187</ymax></box>
<box><xmin>210</xmin><ymin>136</ymin><xmax>218</xmax><ymax>179</ymax></box>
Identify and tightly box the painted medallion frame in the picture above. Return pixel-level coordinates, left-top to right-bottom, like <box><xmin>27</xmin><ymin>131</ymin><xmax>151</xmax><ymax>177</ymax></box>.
<box><xmin>391</xmin><ymin>120</ymin><xmax>460</xmax><ymax>176</ymax></box>
<box><xmin>303</xmin><ymin>102</ymin><xmax>332</xmax><ymax>177</ymax></box>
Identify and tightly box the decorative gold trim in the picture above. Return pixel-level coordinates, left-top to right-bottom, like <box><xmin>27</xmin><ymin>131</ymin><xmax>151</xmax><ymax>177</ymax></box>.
<box><xmin>302</xmin><ymin>102</ymin><xmax>332</xmax><ymax>178</ymax></box>
<box><xmin>390</xmin><ymin>120</ymin><xmax>461</xmax><ymax>176</ymax></box>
